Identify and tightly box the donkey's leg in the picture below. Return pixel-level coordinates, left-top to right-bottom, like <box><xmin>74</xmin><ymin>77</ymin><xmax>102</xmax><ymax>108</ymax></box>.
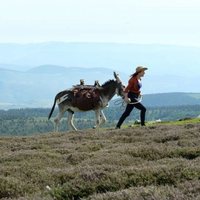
<box><xmin>94</xmin><ymin>109</ymin><xmax>101</xmax><ymax>133</ymax></box>
<box><xmin>67</xmin><ymin>111</ymin><xmax>77</xmax><ymax>131</ymax></box>
<box><xmin>54</xmin><ymin>111</ymin><xmax>64</xmax><ymax>132</ymax></box>
<box><xmin>100</xmin><ymin>110</ymin><xmax>107</xmax><ymax>125</ymax></box>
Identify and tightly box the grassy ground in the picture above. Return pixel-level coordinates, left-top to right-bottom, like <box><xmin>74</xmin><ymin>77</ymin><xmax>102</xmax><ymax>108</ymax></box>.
<box><xmin>0</xmin><ymin>119</ymin><xmax>200</xmax><ymax>199</ymax></box>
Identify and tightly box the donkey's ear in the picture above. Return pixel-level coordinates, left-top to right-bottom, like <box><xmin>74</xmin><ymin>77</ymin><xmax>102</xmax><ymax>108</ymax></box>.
<box><xmin>113</xmin><ymin>71</ymin><xmax>121</xmax><ymax>83</ymax></box>
<box><xmin>113</xmin><ymin>71</ymin><xmax>118</xmax><ymax>79</ymax></box>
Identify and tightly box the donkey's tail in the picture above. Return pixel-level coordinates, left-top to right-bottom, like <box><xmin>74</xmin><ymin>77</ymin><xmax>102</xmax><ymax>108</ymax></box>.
<box><xmin>48</xmin><ymin>97</ymin><xmax>56</xmax><ymax>120</ymax></box>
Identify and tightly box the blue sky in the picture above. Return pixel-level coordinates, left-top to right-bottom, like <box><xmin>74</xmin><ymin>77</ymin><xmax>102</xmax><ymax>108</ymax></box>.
<box><xmin>0</xmin><ymin>0</ymin><xmax>200</xmax><ymax>46</ymax></box>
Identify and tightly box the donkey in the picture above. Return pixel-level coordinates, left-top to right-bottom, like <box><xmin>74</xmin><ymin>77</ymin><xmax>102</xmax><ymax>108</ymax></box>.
<box><xmin>48</xmin><ymin>72</ymin><xmax>124</xmax><ymax>132</ymax></box>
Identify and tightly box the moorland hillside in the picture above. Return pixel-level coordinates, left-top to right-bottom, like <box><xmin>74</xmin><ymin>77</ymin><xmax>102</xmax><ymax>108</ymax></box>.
<box><xmin>0</xmin><ymin>121</ymin><xmax>200</xmax><ymax>200</ymax></box>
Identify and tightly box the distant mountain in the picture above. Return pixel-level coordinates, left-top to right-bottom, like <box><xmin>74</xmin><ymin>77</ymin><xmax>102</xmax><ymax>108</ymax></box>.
<box><xmin>143</xmin><ymin>93</ymin><xmax>200</xmax><ymax>107</ymax></box>
<box><xmin>0</xmin><ymin>42</ymin><xmax>200</xmax><ymax>76</ymax></box>
<box><xmin>0</xmin><ymin>65</ymin><xmax>200</xmax><ymax>109</ymax></box>
<box><xmin>0</xmin><ymin>42</ymin><xmax>200</xmax><ymax>109</ymax></box>
<box><xmin>27</xmin><ymin>65</ymin><xmax>117</xmax><ymax>76</ymax></box>
<box><xmin>0</xmin><ymin>65</ymin><xmax>127</xmax><ymax>109</ymax></box>
<box><xmin>0</xmin><ymin>42</ymin><xmax>200</xmax><ymax>94</ymax></box>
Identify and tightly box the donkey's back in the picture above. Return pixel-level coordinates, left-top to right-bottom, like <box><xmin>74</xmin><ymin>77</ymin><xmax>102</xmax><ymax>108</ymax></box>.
<box><xmin>70</xmin><ymin>86</ymin><xmax>102</xmax><ymax>111</ymax></box>
<box><xmin>48</xmin><ymin>85</ymin><xmax>102</xmax><ymax>119</ymax></box>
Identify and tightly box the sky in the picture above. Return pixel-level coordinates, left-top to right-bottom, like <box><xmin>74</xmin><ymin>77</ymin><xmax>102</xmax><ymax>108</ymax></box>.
<box><xmin>0</xmin><ymin>0</ymin><xmax>200</xmax><ymax>46</ymax></box>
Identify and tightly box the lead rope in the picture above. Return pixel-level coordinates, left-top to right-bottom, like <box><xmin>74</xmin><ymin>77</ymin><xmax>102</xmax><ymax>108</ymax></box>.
<box><xmin>114</xmin><ymin>96</ymin><xmax>143</xmax><ymax>109</ymax></box>
<box><xmin>127</xmin><ymin>96</ymin><xmax>143</xmax><ymax>105</ymax></box>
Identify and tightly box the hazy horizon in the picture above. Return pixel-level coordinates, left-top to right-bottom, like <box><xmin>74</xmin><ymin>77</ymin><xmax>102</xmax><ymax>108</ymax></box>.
<box><xmin>1</xmin><ymin>0</ymin><xmax>200</xmax><ymax>47</ymax></box>
<box><xmin>1</xmin><ymin>1</ymin><xmax>200</xmax><ymax>108</ymax></box>
<box><xmin>1</xmin><ymin>41</ymin><xmax>200</xmax><ymax>48</ymax></box>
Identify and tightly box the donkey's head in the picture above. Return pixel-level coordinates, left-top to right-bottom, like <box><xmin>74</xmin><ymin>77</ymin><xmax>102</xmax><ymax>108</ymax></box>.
<box><xmin>113</xmin><ymin>72</ymin><xmax>125</xmax><ymax>98</ymax></box>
